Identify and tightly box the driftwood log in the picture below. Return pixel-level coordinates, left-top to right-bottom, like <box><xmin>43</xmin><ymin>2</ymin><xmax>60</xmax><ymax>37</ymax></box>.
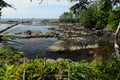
<box><xmin>114</xmin><ymin>23</ymin><xmax>120</xmax><ymax>58</ymax></box>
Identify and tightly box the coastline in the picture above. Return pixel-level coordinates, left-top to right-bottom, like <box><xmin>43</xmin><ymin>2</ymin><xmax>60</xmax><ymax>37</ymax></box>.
<box><xmin>0</xmin><ymin>19</ymin><xmax>117</xmax><ymax>61</ymax></box>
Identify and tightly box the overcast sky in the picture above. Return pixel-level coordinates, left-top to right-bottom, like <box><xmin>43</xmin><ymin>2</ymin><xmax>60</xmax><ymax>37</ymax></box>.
<box><xmin>2</xmin><ymin>0</ymin><xmax>74</xmax><ymax>19</ymax></box>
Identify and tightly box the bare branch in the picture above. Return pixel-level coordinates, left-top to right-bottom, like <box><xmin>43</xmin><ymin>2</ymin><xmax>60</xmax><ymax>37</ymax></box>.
<box><xmin>0</xmin><ymin>23</ymin><xmax>19</xmax><ymax>33</ymax></box>
<box><xmin>0</xmin><ymin>0</ymin><xmax>16</xmax><ymax>9</ymax></box>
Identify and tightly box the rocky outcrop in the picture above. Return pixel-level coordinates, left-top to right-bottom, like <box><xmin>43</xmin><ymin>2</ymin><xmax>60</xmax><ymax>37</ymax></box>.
<box><xmin>15</xmin><ymin>30</ymin><xmax>59</xmax><ymax>38</ymax></box>
<box><xmin>47</xmin><ymin>40</ymin><xmax>98</xmax><ymax>52</ymax></box>
<box><xmin>47</xmin><ymin>25</ymin><xmax>116</xmax><ymax>53</ymax></box>
<box><xmin>46</xmin><ymin>58</ymin><xmax>71</xmax><ymax>63</ymax></box>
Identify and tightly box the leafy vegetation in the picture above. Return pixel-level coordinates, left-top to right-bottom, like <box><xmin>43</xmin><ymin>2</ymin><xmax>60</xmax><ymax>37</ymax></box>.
<box><xmin>107</xmin><ymin>7</ymin><xmax>120</xmax><ymax>29</ymax></box>
<box><xmin>0</xmin><ymin>57</ymin><xmax>120</xmax><ymax>80</ymax></box>
<box><xmin>79</xmin><ymin>4</ymin><xmax>97</xmax><ymax>29</ymax></box>
<box><xmin>59</xmin><ymin>0</ymin><xmax>120</xmax><ymax>29</ymax></box>
<box><xmin>59</xmin><ymin>12</ymin><xmax>80</xmax><ymax>23</ymax></box>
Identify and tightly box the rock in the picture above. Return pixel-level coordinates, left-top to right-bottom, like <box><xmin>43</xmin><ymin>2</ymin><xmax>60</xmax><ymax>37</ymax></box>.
<box><xmin>20</xmin><ymin>57</ymin><xmax>30</xmax><ymax>63</ymax></box>
<box><xmin>95</xmin><ymin>30</ymin><xmax>104</xmax><ymax>36</ymax></box>
<box><xmin>56</xmin><ymin>58</ymin><xmax>65</xmax><ymax>62</ymax></box>
<box><xmin>80</xmin><ymin>31</ymin><xmax>88</xmax><ymax>35</ymax></box>
<box><xmin>69</xmin><ymin>46</ymin><xmax>82</xmax><ymax>51</ymax></box>
<box><xmin>48</xmin><ymin>27</ymin><xmax>55</xmax><ymax>30</ymax></box>
<box><xmin>43</xmin><ymin>58</ymin><xmax>72</xmax><ymax>63</ymax></box>
<box><xmin>86</xmin><ymin>43</ymin><xmax>98</xmax><ymax>48</ymax></box>
<box><xmin>47</xmin><ymin>39</ymin><xmax>99</xmax><ymax>53</ymax></box>
<box><xmin>46</xmin><ymin>59</ymin><xmax>56</xmax><ymax>63</ymax></box>
<box><xmin>47</xmin><ymin>41</ymin><xmax>66</xmax><ymax>52</ymax></box>
<box><xmin>25</xmin><ymin>30</ymin><xmax>32</xmax><ymax>35</ymax></box>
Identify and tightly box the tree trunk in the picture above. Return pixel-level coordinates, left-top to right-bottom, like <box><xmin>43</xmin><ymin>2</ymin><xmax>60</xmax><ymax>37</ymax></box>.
<box><xmin>114</xmin><ymin>23</ymin><xmax>120</xmax><ymax>58</ymax></box>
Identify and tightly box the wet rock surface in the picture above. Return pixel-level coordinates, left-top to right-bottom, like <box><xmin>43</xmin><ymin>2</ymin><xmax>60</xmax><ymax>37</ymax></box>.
<box><xmin>46</xmin><ymin>24</ymin><xmax>116</xmax><ymax>53</ymax></box>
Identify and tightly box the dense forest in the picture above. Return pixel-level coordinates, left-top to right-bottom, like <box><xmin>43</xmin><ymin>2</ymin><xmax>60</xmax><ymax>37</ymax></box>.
<box><xmin>0</xmin><ymin>0</ymin><xmax>120</xmax><ymax>80</ymax></box>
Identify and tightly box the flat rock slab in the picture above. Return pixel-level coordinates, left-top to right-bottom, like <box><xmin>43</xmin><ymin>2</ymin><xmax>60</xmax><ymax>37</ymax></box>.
<box><xmin>15</xmin><ymin>32</ymin><xmax>59</xmax><ymax>38</ymax></box>
<box><xmin>47</xmin><ymin>40</ymin><xmax>98</xmax><ymax>53</ymax></box>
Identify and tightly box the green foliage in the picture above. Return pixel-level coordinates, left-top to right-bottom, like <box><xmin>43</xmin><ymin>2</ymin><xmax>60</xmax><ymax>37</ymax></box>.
<box><xmin>0</xmin><ymin>34</ymin><xmax>15</xmax><ymax>41</ymax></box>
<box><xmin>0</xmin><ymin>58</ymin><xmax>120</xmax><ymax>80</ymax></box>
<box><xmin>0</xmin><ymin>44</ymin><xmax>24</xmax><ymax>66</ymax></box>
<box><xmin>95</xmin><ymin>0</ymin><xmax>112</xmax><ymax>29</ymax></box>
<box><xmin>108</xmin><ymin>7</ymin><xmax>120</xmax><ymax>29</ymax></box>
<box><xmin>59</xmin><ymin>0</ymin><xmax>120</xmax><ymax>30</ymax></box>
<box><xmin>59</xmin><ymin>12</ymin><xmax>79</xmax><ymax>23</ymax></box>
<box><xmin>79</xmin><ymin>4</ymin><xmax>97</xmax><ymax>29</ymax></box>
<box><xmin>95</xmin><ymin>10</ymin><xmax>109</xmax><ymax>29</ymax></box>
<box><xmin>100</xmin><ymin>60</ymin><xmax>120</xmax><ymax>79</ymax></box>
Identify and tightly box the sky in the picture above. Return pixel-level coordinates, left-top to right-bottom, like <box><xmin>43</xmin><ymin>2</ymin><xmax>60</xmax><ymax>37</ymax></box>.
<box><xmin>2</xmin><ymin>0</ymin><xmax>74</xmax><ymax>19</ymax></box>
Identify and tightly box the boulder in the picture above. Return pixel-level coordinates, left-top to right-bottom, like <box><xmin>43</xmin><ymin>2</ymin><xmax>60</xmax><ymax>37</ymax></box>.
<box><xmin>25</xmin><ymin>30</ymin><xmax>32</xmax><ymax>35</ymax></box>
<box><xmin>46</xmin><ymin>59</ymin><xmax>56</xmax><ymax>63</ymax></box>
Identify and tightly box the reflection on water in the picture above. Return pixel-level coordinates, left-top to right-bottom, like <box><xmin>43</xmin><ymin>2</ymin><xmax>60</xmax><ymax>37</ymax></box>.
<box><xmin>15</xmin><ymin>38</ymin><xmax>58</xmax><ymax>59</ymax></box>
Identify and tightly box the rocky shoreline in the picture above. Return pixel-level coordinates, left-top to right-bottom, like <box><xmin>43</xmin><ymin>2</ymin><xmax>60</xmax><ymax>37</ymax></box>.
<box><xmin>1</xmin><ymin>19</ymin><xmax>118</xmax><ymax>55</ymax></box>
<box><xmin>37</xmin><ymin>20</ymin><xmax>117</xmax><ymax>55</ymax></box>
<box><xmin>43</xmin><ymin>20</ymin><xmax>114</xmax><ymax>50</ymax></box>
